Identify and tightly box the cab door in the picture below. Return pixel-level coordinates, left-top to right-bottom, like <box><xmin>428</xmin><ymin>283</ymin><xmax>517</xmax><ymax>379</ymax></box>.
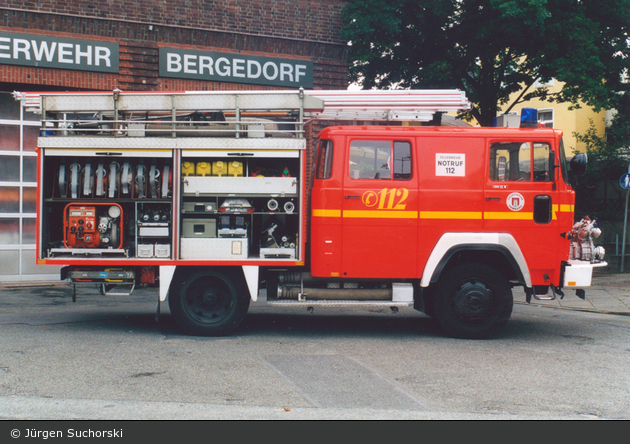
<box><xmin>484</xmin><ymin>139</ymin><xmax>560</xmax><ymax>285</ymax></box>
<box><xmin>340</xmin><ymin>138</ymin><xmax>418</xmax><ymax>279</ymax></box>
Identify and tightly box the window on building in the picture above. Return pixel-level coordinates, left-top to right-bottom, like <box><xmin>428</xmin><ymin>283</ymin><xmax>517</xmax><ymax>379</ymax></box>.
<box><xmin>0</xmin><ymin>91</ymin><xmax>57</xmax><ymax>279</ymax></box>
<box><xmin>534</xmin><ymin>78</ymin><xmax>555</xmax><ymax>88</ymax></box>
<box><xmin>538</xmin><ymin>109</ymin><xmax>554</xmax><ymax>128</ymax></box>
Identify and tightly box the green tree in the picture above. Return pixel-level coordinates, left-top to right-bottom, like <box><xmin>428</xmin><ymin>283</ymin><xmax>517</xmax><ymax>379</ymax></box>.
<box><xmin>341</xmin><ymin>0</ymin><xmax>630</xmax><ymax>127</ymax></box>
<box><xmin>573</xmin><ymin>95</ymin><xmax>630</xmax><ymax>220</ymax></box>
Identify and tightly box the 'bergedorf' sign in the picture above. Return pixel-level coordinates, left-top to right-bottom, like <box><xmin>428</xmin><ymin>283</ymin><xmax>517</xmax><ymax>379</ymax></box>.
<box><xmin>159</xmin><ymin>47</ymin><xmax>313</xmax><ymax>88</ymax></box>
<box><xmin>0</xmin><ymin>32</ymin><xmax>119</xmax><ymax>73</ymax></box>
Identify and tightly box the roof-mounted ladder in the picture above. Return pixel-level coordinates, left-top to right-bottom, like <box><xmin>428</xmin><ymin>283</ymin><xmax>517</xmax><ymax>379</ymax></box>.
<box><xmin>307</xmin><ymin>89</ymin><xmax>471</xmax><ymax>121</ymax></box>
<box><xmin>14</xmin><ymin>88</ymin><xmax>470</xmax><ymax>123</ymax></box>
<box><xmin>13</xmin><ymin>89</ymin><xmax>471</xmax><ymax>147</ymax></box>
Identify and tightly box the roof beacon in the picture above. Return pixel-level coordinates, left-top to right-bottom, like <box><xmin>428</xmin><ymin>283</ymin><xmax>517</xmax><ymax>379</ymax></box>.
<box><xmin>520</xmin><ymin>107</ymin><xmax>539</xmax><ymax>128</ymax></box>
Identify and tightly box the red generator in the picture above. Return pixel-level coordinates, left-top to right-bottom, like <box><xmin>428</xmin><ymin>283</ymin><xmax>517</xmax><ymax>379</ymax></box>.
<box><xmin>63</xmin><ymin>203</ymin><xmax>123</xmax><ymax>249</ymax></box>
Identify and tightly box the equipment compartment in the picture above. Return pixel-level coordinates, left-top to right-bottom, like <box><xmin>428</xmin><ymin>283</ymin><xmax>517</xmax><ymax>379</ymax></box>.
<box><xmin>46</xmin><ymin>156</ymin><xmax>173</xmax><ymax>200</ymax></box>
<box><xmin>46</xmin><ymin>201</ymin><xmax>133</xmax><ymax>258</ymax></box>
<box><xmin>179</xmin><ymin>155</ymin><xmax>301</xmax><ymax>260</ymax></box>
<box><xmin>136</xmin><ymin>202</ymin><xmax>173</xmax><ymax>259</ymax></box>
<box><xmin>181</xmin><ymin>157</ymin><xmax>298</xmax><ymax>196</ymax></box>
<box><xmin>40</xmin><ymin>151</ymin><xmax>173</xmax><ymax>260</ymax></box>
<box><xmin>30</xmin><ymin>91</ymin><xmax>313</xmax><ymax>265</ymax></box>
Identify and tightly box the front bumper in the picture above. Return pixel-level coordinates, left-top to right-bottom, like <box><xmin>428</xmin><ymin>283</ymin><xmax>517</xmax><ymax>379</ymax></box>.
<box><xmin>563</xmin><ymin>260</ymin><xmax>608</xmax><ymax>289</ymax></box>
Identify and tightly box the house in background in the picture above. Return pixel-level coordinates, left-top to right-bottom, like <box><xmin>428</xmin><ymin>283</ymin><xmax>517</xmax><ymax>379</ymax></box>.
<box><xmin>497</xmin><ymin>78</ymin><xmax>609</xmax><ymax>154</ymax></box>
<box><xmin>501</xmin><ymin>79</ymin><xmax>630</xmax><ymax>271</ymax></box>
<box><xmin>404</xmin><ymin>78</ymin><xmax>609</xmax><ymax>147</ymax></box>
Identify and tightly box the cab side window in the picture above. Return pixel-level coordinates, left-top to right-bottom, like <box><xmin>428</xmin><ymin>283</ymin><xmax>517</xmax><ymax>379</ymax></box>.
<box><xmin>349</xmin><ymin>140</ymin><xmax>412</xmax><ymax>180</ymax></box>
<box><xmin>489</xmin><ymin>141</ymin><xmax>552</xmax><ymax>182</ymax></box>
<box><xmin>533</xmin><ymin>143</ymin><xmax>552</xmax><ymax>182</ymax></box>
<box><xmin>489</xmin><ymin>142</ymin><xmax>531</xmax><ymax>181</ymax></box>
<box><xmin>393</xmin><ymin>141</ymin><xmax>412</xmax><ymax>180</ymax></box>
<box><xmin>315</xmin><ymin>139</ymin><xmax>333</xmax><ymax>180</ymax></box>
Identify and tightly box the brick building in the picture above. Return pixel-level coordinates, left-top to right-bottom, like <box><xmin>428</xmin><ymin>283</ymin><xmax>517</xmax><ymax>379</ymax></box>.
<box><xmin>0</xmin><ymin>1</ymin><xmax>350</xmax><ymax>281</ymax></box>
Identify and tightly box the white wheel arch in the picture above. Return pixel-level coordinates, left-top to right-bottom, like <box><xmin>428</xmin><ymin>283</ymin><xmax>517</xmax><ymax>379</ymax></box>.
<box><xmin>420</xmin><ymin>233</ymin><xmax>531</xmax><ymax>288</ymax></box>
<box><xmin>159</xmin><ymin>265</ymin><xmax>259</xmax><ymax>302</ymax></box>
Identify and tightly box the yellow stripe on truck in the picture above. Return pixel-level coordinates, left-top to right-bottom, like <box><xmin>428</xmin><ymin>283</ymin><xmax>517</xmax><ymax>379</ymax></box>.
<box><xmin>312</xmin><ymin>209</ymin><xmax>341</xmax><ymax>217</ymax></box>
<box><xmin>313</xmin><ymin>209</ymin><xmax>482</xmax><ymax>220</ymax></box>
<box><xmin>420</xmin><ymin>211</ymin><xmax>483</xmax><ymax>220</ymax></box>
<box><xmin>343</xmin><ymin>210</ymin><xmax>418</xmax><ymax>219</ymax></box>
<box><xmin>484</xmin><ymin>212</ymin><xmax>533</xmax><ymax>220</ymax></box>
<box><xmin>312</xmin><ymin>209</ymin><xmax>572</xmax><ymax>221</ymax></box>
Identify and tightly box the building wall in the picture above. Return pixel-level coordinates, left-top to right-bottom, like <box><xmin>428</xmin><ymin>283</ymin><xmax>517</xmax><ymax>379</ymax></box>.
<box><xmin>1</xmin><ymin>1</ymin><xmax>346</xmax><ymax>44</ymax></box>
<box><xmin>0</xmin><ymin>1</ymin><xmax>350</xmax><ymax>92</ymax></box>
<box><xmin>0</xmin><ymin>1</ymin><xmax>350</xmax><ymax>281</ymax></box>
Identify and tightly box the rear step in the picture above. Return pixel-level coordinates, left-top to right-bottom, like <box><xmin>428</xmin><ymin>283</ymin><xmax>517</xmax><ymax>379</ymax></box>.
<box><xmin>97</xmin><ymin>283</ymin><xmax>136</xmax><ymax>296</ymax></box>
<box><xmin>65</xmin><ymin>268</ymin><xmax>136</xmax><ymax>297</ymax></box>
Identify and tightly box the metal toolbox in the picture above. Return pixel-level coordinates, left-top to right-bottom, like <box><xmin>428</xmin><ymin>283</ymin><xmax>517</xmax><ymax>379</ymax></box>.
<box><xmin>154</xmin><ymin>243</ymin><xmax>171</xmax><ymax>258</ymax></box>
<box><xmin>182</xmin><ymin>201</ymin><xmax>217</xmax><ymax>213</ymax></box>
<box><xmin>138</xmin><ymin>223</ymin><xmax>170</xmax><ymax>237</ymax></box>
<box><xmin>182</xmin><ymin>218</ymin><xmax>217</xmax><ymax>238</ymax></box>
<box><xmin>137</xmin><ymin>244</ymin><xmax>154</xmax><ymax>258</ymax></box>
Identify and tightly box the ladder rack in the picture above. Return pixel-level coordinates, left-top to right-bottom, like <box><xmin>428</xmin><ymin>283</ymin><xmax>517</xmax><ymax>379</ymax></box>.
<box><xmin>13</xmin><ymin>89</ymin><xmax>471</xmax><ymax>144</ymax></box>
<box><xmin>307</xmin><ymin>89</ymin><xmax>470</xmax><ymax>121</ymax></box>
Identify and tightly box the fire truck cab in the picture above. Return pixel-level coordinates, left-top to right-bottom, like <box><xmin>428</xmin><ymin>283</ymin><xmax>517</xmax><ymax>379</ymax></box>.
<box><xmin>15</xmin><ymin>89</ymin><xmax>606</xmax><ymax>339</ymax></box>
<box><xmin>309</xmin><ymin>125</ymin><xmax>605</xmax><ymax>337</ymax></box>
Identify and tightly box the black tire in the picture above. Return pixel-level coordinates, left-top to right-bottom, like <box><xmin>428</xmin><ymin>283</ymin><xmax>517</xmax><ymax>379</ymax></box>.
<box><xmin>433</xmin><ymin>263</ymin><xmax>513</xmax><ymax>339</ymax></box>
<box><xmin>168</xmin><ymin>268</ymin><xmax>250</xmax><ymax>336</ymax></box>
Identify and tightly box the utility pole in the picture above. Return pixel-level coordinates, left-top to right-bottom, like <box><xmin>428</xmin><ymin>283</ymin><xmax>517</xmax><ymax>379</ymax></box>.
<box><xmin>621</xmin><ymin>163</ymin><xmax>630</xmax><ymax>272</ymax></box>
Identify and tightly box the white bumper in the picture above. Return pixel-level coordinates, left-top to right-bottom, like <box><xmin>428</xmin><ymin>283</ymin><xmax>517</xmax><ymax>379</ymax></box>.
<box><xmin>563</xmin><ymin>260</ymin><xmax>608</xmax><ymax>289</ymax></box>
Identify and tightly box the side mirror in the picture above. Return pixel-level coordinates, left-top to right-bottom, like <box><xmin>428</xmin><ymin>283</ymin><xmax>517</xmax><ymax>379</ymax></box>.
<box><xmin>570</xmin><ymin>152</ymin><xmax>588</xmax><ymax>175</ymax></box>
<box><xmin>549</xmin><ymin>151</ymin><xmax>557</xmax><ymax>176</ymax></box>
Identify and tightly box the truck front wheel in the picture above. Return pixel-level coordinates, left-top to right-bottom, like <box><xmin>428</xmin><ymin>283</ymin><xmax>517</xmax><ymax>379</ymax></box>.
<box><xmin>434</xmin><ymin>263</ymin><xmax>513</xmax><ymax>339</ymax></box>
<box><xmin>168</xmin><ymin>268</ymin><xmax>250</xmax><ymax>336</ymax></box>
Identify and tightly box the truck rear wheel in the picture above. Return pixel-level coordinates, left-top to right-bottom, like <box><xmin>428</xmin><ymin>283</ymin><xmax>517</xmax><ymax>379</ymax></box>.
<box><xmin>168</xmin><ymin>268</ymin><xmax>250</xmax><ymax>336</ymax></box>
<box><xmin>434</xmin><ymin>263</ymin><xmax>513</xmax><ymax>339</ymax></box>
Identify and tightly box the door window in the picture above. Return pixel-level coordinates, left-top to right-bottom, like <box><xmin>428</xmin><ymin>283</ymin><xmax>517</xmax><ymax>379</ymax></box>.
<box><xmin>533</xmin><ymin>143</ymin><xmax>552</xmax><ymax>182</ymax></box>
<box><xmin>489</xmin><ymin>141</ymin><xmax>552</xmax><ymax>182</ymax></box>
<box><xmin>315</xmin><ymin>139</ymin><xmax>334</xmax><ymax>180</ymax></box>
<box><xmin>349</xmin><ymin>140</ymin><xmax>412</xmax><ymax>180</ymax></box>
<box><xmin>489</xmin><ymin>142</ymin><xmax>531</xmax><ymax>181</ymax></box>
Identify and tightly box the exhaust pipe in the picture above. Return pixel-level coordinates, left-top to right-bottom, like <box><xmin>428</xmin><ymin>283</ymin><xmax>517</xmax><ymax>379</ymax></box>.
<box><xmin>278</xmin><ymin>285</ymin><xmax>391</xmax><ymax>300</ymax></box>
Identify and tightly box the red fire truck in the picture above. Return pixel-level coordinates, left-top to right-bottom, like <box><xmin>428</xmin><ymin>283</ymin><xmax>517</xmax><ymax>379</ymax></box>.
<box><xmin>15</xmin><ymin>89</ymin><xmax>606</xmax><ymax>339</ymax></box>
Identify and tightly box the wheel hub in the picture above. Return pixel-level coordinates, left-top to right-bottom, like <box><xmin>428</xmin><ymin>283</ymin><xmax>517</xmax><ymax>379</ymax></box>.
<box><xmin>451</xmin><ymin>280</ymin><xmax>492</xmax><ymax>325</ymax></box>
<box><xmin>185</xmin><ymin>277</ymin><xmax>234</xmax><ymax>324</ymax></box>
<box><xmin>201</xmin><ymin>288</ymin><xmax>218</xmax><ymax>306</ymax></box>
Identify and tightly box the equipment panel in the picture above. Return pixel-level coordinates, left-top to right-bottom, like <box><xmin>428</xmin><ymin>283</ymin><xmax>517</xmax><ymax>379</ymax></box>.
<box><xmin>40</xmin><ymin>151</ymin><xmax>174</xmax><ymax>260</ymax></box>
<box><xmin>39</xmin><ymin>149</ymin><xmax>303</xmax><ymax>263</ymax></box>
<box><xmin>179</xmin><ymin>153</ymin><xmax>301</xmax><ymax>261</ymax></box>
